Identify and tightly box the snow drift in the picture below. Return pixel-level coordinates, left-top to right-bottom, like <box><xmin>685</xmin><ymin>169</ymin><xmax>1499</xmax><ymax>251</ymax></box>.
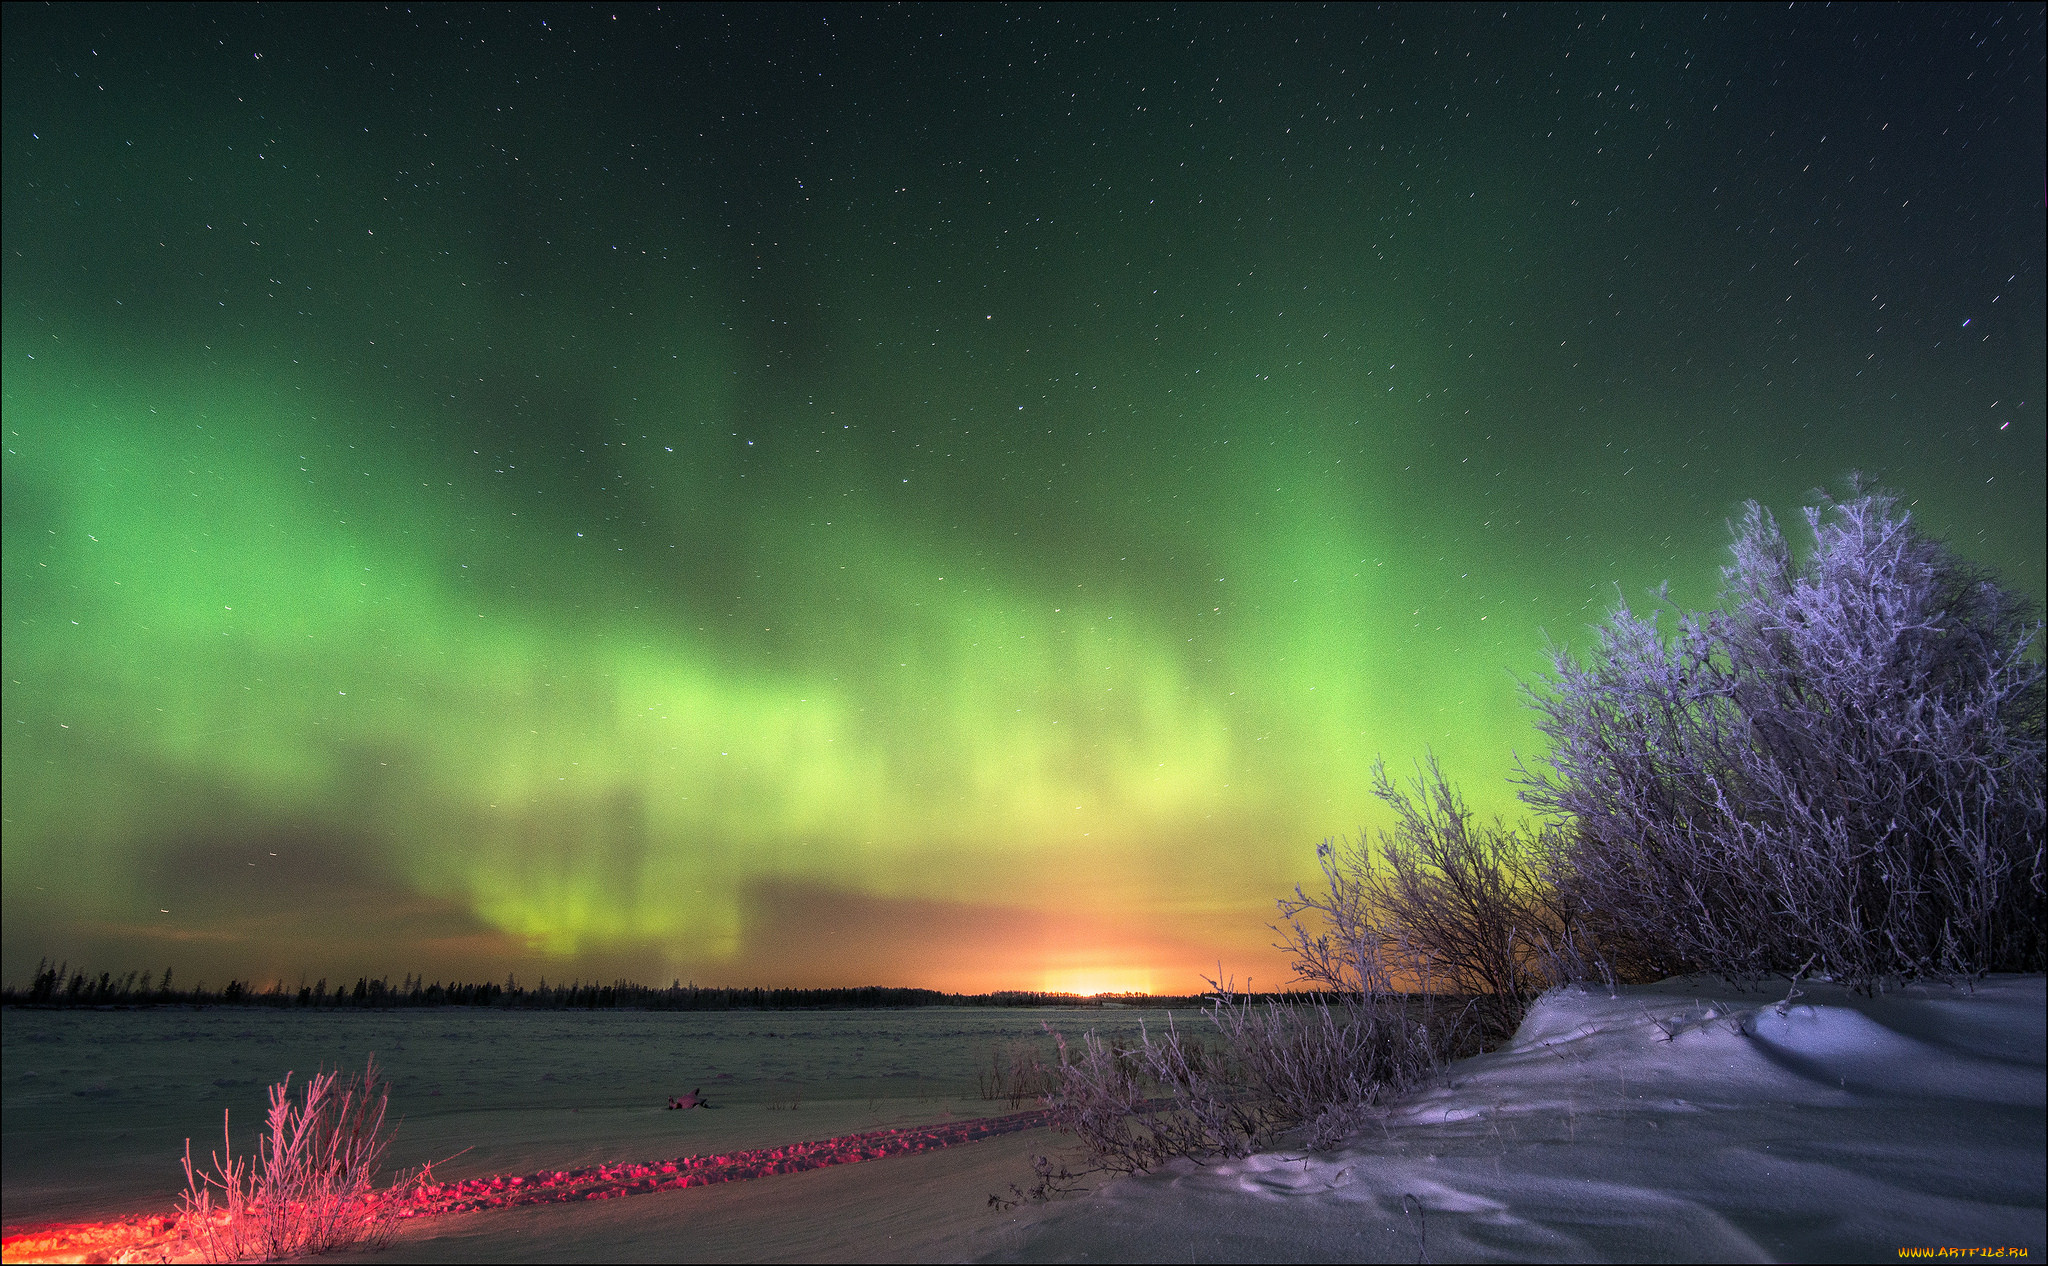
<box><xmin>998</xmin><ymin>975</ymin><xmax>2046</xmax><ymax>1263</ymax></box>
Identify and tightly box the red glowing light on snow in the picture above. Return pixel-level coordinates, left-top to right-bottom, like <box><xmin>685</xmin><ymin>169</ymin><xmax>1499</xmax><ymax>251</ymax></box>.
<box><xmin>0</xmin><ymin>1108</ymin><xmax>1055</xmax><ymax>1263</ymax></box>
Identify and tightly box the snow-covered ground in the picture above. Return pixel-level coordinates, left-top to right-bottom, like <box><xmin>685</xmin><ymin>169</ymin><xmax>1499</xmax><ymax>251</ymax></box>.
<box><xmin>6</xmin><ymin>979</ymin><xmax>2041</xmax><ymax>1262</ymax></box>
<box><xmin>0</xmin><ymin>1006</ymin><xmax>1119</xmax><ymax>1233</ymax></box>
<box><xmin>1000</xmin><ymin>975</ymin><xmax>2047</xmax><ymax>1263</ymax></box>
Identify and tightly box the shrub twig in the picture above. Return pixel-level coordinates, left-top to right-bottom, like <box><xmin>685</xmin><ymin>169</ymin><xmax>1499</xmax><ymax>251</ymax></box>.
<box><xmin>177</xmin><ymin>1056</ymin><xmax>416</xmax><ymax>1262</ymax></box>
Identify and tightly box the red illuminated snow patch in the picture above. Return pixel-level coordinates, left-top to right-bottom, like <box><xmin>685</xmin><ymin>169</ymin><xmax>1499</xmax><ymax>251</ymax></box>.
<box><xmin>395</xmin><ymin>1106</ymin><xmax>1055</xmax><ymax>1215</ymax></box>
<box><xmin>0</xmin><ymin>1213</ymin><xmax>183</xmax><ymax>1265</ymax></box>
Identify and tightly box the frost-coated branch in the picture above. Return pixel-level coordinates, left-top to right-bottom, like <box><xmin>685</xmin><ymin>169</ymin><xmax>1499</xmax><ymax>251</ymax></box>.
<box><xmin>1518</xmin><ymin>481</ymin><xmax>2045</xmax><ymax>988</ymax></box>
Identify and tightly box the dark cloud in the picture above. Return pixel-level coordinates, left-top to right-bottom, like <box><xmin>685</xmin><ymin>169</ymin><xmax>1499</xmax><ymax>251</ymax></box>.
<box><xmin>2</xmin><ymin>823</ymin><xmax>530</xmax><ymax>987</ymax></box>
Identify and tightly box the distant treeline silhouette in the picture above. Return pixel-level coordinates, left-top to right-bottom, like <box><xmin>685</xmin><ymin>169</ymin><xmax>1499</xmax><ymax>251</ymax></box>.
<box><xmin>3</xmin><ymin>959</ymin><xmax>1213</xmax><ymax>1011</ymax></box>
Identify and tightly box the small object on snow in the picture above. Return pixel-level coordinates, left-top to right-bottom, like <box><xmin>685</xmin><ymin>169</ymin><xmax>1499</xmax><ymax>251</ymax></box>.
<box><xmin>667</xmin><ymin>1088</ymin><xmax>708</xmax><ymax>1110</ymax></box>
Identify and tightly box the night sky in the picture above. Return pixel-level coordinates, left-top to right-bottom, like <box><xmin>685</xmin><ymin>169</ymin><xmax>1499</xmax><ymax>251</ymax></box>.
<box><xmin>4</xmin><ymin>5</ymin><xmax>2042</xmax><ymax>995</ymax></box>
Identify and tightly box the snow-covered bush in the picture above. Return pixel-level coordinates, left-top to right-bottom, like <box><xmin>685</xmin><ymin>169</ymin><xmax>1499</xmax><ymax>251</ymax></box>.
<box><xmin>1045</xmin><ymin>976</ymin><xmax>1452</xmax><ymax>1170</ymax></box>
<box><xmin>1520</xmin><ymin>483</ymin><xmax>2046</xmax><ymax>988</ymax></box>
<box><xmin>178</xmin><ymin>1057</ymin><xmax>413</xmax><ymax>1262</ymax></box>
<box><xmin>1279</xmin><ymin>754</ymin><xmax>1564</xmax><ymax>1039</ymax></box>
<box><xmin>1048</xmin><ymin>756</ymin><xmax>1569</xmax><ymax>1171</ymax></box>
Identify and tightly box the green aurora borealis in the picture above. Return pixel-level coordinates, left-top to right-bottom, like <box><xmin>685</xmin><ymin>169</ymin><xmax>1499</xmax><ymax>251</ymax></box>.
<box><xmin>4</xmin><ymin>5</ymin><xmax>2043</xmax><ymax>993</ymax></box>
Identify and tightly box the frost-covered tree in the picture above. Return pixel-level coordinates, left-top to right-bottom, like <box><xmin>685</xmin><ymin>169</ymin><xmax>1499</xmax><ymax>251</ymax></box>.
<box><xmin>1519</xmin><ymin>483</ymin><xmax>2045</xmax><ymax>987</ymax></box>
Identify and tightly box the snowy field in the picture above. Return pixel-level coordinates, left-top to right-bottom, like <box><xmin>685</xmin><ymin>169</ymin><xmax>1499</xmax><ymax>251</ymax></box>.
<box><xmin>4</xmin><ymin>980</ymin><xmax>2042</xmax><ymax>1262</ymax></box>
<box><xmin>0</xmin><ymin>1006</ymin><xmax>1117</xmax><ymax>1232</ymax></box>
